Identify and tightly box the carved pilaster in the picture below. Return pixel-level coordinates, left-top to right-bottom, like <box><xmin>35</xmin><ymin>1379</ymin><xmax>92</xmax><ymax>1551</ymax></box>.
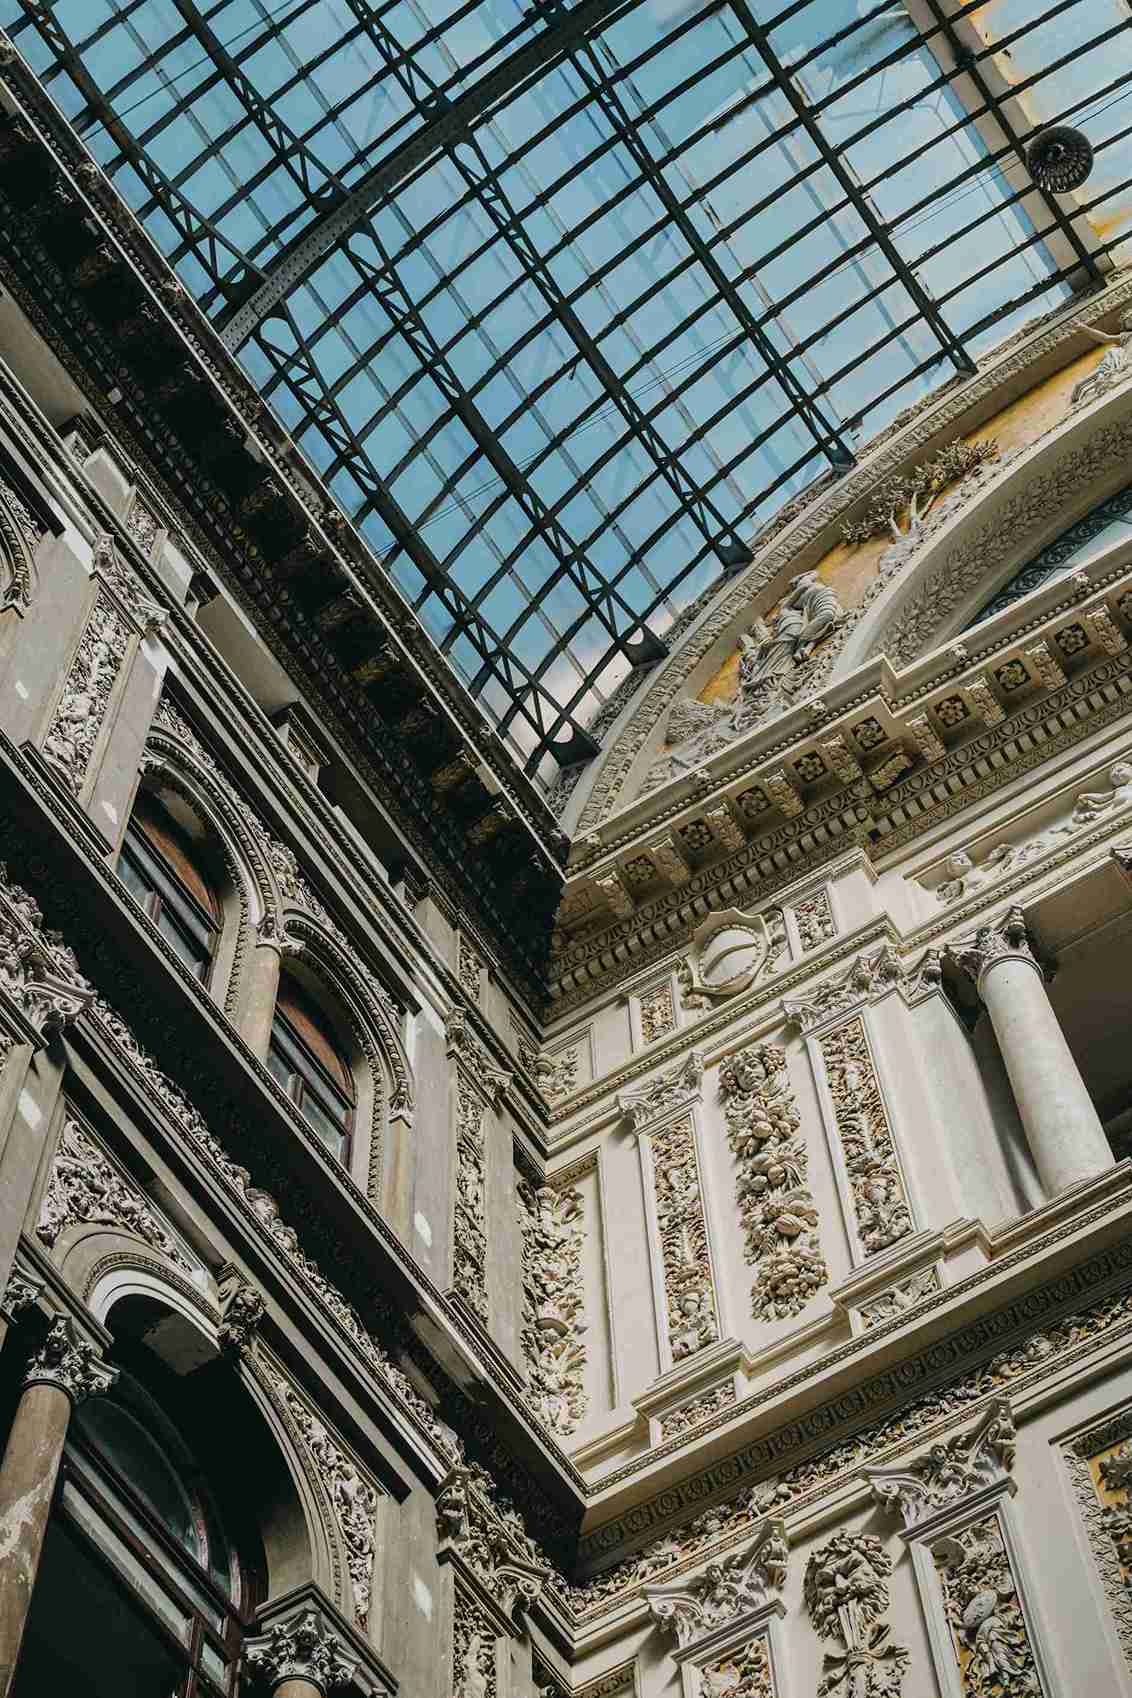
<box><xmin>718</xmin><ymin>1043</ymin><xmax>827</xmax><ymax>1321</ymax></box>
<box><xmin>867</xmin><ymin>1400</ymin><xmax>1050</xmax><ymax>1697</ymax></box>
<box><xmin>243</xmin><ymin>1605</ymin><xmax>358</xmax><ymax>1695</ymax></box>
<box><xmin>815</xmin><ymin>1016</ymin><xmax>914</xmax><ymax>1257</ymax></box>
<box><xmin>517</xmin><ymin>1182</ymin><xmax>587</xmax><ymax>1436</ymax></box>
<box><xmin>0</xmin><ymin>1267</ymin><xmax>43</xmax><ymax>1323</ymax></box>
<box><xmin>23</xmin><ymin>1315</ymin><xmax>117</xmax><ymax>1405</ymax></box>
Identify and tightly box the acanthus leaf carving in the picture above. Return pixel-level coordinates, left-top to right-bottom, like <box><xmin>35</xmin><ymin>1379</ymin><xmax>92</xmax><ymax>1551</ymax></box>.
<box><xmin>243</xmin><ymin>1605</ymin><xmax>358</xmax><ymax>1694</ymax></box>
<box><xmin>618</xmin><ymin>1050</ymin><xmax>703</xmax><ymax>1132</ymax></box>
<box><xmin>646</xmin><ymin>1518</ymin><xmax>788</xmax><ymax>1649</ymax></box>
<box><xmin>0</xmin><ymin>866</ymin><xmax>95</xmax><ymax>1039</ymax></box>
<box><xmin>865</xmin><ymin>1398</ymin><xmax>1015</xmax><ymax>1529</ymax></box>
<box><xmin>37</xmin><ymin>1114</ymin><xmax>194</xmax><ymax>1270</ymax></box>
<box><xmin>24</xmin><ymin>1315</ymin><xmax>117</xmax><ymax>1404</ymax></box>
<box><xmin>718</xmin><ymin>1042</ymin><xmax>827</xmax><ymax>1321</ymax></box>
<box><xmin>650</xmin><ymin>1114</ymin><xmax>720</xmax><ymax>1361</ymax></box>
<box><xmin>436</xmin><ymin>1464</ymin><xmax>551</xmax><ymax>1623</ymax></box>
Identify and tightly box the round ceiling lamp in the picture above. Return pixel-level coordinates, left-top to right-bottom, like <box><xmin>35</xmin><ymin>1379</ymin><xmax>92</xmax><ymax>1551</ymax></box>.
<box><xmin>1026</xmin><ymin>126</ymin><xmax>1094</xmax><ymax>194</ymax></box>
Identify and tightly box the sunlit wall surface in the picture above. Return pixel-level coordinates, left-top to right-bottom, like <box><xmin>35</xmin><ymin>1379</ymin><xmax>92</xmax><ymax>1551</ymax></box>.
<box><xmin>5</xmin><ymin>0</ymin><xmax>1129</xmax><ymax>778</ymax></box>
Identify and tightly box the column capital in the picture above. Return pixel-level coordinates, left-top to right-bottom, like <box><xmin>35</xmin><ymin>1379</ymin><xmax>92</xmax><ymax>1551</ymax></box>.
<box><xmin>946</xmin><ymin>906</ymin><xmax>1040</xmax><ymax>993</ymax></box>
<box><xmin>23</xmin><ymin>1316</ymin><xmax>117</xmax><ymax>1405</ymax></box>
<box><xmin>243</xmin><ymin>1605</ymin><xmax>358</xmax><ymax>1695</ymax></box>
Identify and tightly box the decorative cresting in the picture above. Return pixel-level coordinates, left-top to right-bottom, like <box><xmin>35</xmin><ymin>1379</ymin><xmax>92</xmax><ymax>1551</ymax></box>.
<box><xmin>37</xmin><ymin>1112</ymin><xmax>194</xmax><ymax>1272</ymax></box>
<box><xmin>43</xmin><ymin>531</ymin><xmax>164</xmax><ymax>797</ymax></box>
<box><xmin>23</xmin><ymin>1315</ymin><xmax>118</xmax><ymax>1405</ymax></box>
<box><xmin>677</xmin><ymin>907</ymin><xmax>781</xmax><ymax>1008</ymax></box>
<box><xmin>448</xmin><ymin>1008</ymin><xmax>512</xmax><ymax>1327</ymax></box>
<box><xmin>0</xmin><ymin>862</ymin><xmax>95</xmax><ymax>1055</ymax></box>
<box><xmin>814</xmin><ymin>1017</ymin><xmax>913</xmax><ymax>1257</ymax></box>
<box><xmin>243</xmin><ymin>1603</ymin><xmax>358</xmax><ymax>1696</ymax></box>
<box><xmin>264</xmin><ymin>1367</ymin><xmax>380</xmax><ymax>1630</ymax></box>
<box><xmin>947</xmin><ymin>906</ymin><xmax>1115</xmax><ymax>1197</ymax></box>
<box><xmin>436</xmin><ymin>1464</ymin><xmax>551</xmax><ymax>1698</ymax></box>
<box><xmin>0</xmin><ymin>473</ymin><xmax>41</xmax><ymax>615</ymax></box>
<box><xmin>935</xmin><ymin>760</ymin><xmax>1132</xmax><ymax>905</ymax></box>
<box><xmin>717</xmin><ymin>1043</ymin><xmax>827</xmax><ymax>1322</ymax></box>
<box><xmin>148</xmin><ymin>697</ymin><xmax>413</xmax><ymax>1127</ymax></box>
<box><xmin>865</xmin><ymin>1400</ymin><xmax>1047</xmax><ymax>1697</ymax></box>
<box><xmin>803</xmin><ymin>1532</ymin><xmax>909</xmax><ymax>1697</ymax></box>
<box><xmin>517</xmin><ymin>1181</ymin><xmax>587</xmax><ymax>1436</ymax></box>
<box><xmin>646</xmin><ymin>1520</ymin><xmax>790</xmax><ymax>1698</ymax></box>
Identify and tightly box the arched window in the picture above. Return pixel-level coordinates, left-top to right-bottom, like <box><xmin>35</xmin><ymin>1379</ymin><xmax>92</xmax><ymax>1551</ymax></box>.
<box><xmin>117</xmin><ymin>791</ymin><xmax>219</xmax><ymax>982</ymax></box>
<box><xmin>268</xmin><ymin>975</ymin><xmax>355</xmax><ymax>1162</ymax></box>
<box><xmin>12</xmin><ymin>1359</ymin><xmax>252</xmax><ymax>1698</ymax></box>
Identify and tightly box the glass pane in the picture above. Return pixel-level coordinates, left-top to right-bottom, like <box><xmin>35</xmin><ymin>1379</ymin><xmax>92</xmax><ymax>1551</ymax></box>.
<box><xmin>13</xmin><ymin>1516</ymin><xmax>189</xmax><ymax>1698</ymax></box>
<box><xmin>72</xmin><ymin>1400</ymin><xmax>201</xmax><ymax>1562</ymax></box>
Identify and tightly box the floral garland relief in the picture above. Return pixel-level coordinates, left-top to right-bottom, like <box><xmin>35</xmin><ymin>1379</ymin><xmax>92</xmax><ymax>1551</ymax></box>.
<box><xmin>718</xmin><ymin>1043</ymin><xmax>827</xmax><ymax>1322</ymax></box>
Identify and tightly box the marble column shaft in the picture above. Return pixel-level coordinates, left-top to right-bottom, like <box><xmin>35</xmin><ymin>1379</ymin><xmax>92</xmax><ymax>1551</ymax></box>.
<box><xmin>951</xmin><ymin>909</ymin><xmax>1114</xmax><ymax>1196</ymax></box>
<box><xmin>0</xmin><ymin>1320</ymin><xmax>116</xmax><ymax>1698</ymax></box>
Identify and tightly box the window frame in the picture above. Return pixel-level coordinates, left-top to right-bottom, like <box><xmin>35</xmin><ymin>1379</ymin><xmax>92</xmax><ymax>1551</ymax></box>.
<box><xmin>117</xmin><ymin>797</ymin><xmax>220</xmax><ymax>984</ymax></box>
<box><xmin>268</xmin><ymin>990</ymin><xmax>356</xmax><ymax>1165</ymax></box>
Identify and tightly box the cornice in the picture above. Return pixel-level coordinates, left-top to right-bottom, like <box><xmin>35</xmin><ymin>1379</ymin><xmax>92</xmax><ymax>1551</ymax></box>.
<box><xmin>0</xmin><ymin>78</ymin><xmax>561</xmax><ymax>1002</ymax></box>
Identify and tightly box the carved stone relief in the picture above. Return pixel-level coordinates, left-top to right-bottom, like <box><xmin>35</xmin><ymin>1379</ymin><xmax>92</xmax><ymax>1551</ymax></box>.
<box><xmin>243</xmin><ymin>1606</ymin><xmax>357</xmax><ymax>1694</ymax></box>
<box><xmin>453</xmin><ymin>1076</ymin><xmax>489</xmax><ymax>1325</ymax></box>
<box><xmin>718</xmin><ymin>1043</ymin><xmax>828</xmax><ymax>1322</ymax></box>
<box><xmin>932</xmin><ymin>1517</ymin><xmax>1041</xmax><ymax>1696</ymax></box>
<box><xmin>534</xmin><ymin>1043</ymin><xmax>582</xmax><ymax>1103</ymax></box>
<box><xmin>649</xmin><ymin>1115</ymin><xmax>720</xmax><ymax>1362</ymax></box>
<box><xmin>37</xmin><ymin>1113</ymin><xmax>194</xmax><ymax>1271</ymax></box>
<box><xmin>858</xmin><ymin>1267</ymin><xmax>940</xmax><ymax>1330</ymax></box>
<box><xmin>24</xmin><ymin>1315</ymin><xmax>117</xmax><ymax>1404</ymax></box>
<box><xmin>435</xmin><ymin>1462</ymin><xmax>550</xmax><ymax>1620</ymax></box>
<box><xmin>647</xmin><ymin>1517</ymin><xmax>788</xmax><ymax>1648</ymax></box>
<box><xmin>640</xmin><ymin>980</ymin><xmax>677</xmax><ymax>1044</ymax></box>
<box><xmin>678</xmin><ymin>908</ymin><xmax>786</xmax><ymax>1010</ymax></box>
<box><xmin>817</xmin><ymin>1017</ymin><xmax>913</xmax><ymax>1257</ymax></box>
<box><xmin>453</xmin><ymin>1588</ymin><xmax>498</xmax><ymax>1698</ymax></box>
<box><xmin>864</xmin><ymin>1399</ymin><xmax>1015</xmax><ymax>1529</ymax></box>
<box><xmin>265</xmin><ymin>1365</ymin><xmax>379</xmax><ymax>1628</ymax></box>
<box><xmin>518</xmin><ymin>1182</ymin><xmax>587</xmax><ymax>1436</ymax></box>
<box><xmin>935</xmin><ymin>760</ymin><xmax>1132</xmax><ymax>904</ymax></box>
<box><xmin>781</xmin><ymin>944</ymin><xmax>903</xmax><ymax>1034</ymax></box>
<box><xmin>618</xmin><ymin>1051</ymin><xmax>703</xmax><ymax>1132</ymax></box>
<box><xmin>791</xmin><ymin>888</ymin><xmax>835</xmax><ymax>953</ymax></box>
<box><xmin>459</xmin><ymin>937</ymin><xmax>484</xmax><ymax>1002</ymax></box>
<box><xmin>658</xmin><ymin>1382</ymin><xmax>737</xmax><ymax>1443</ymax></box>
<box><xmin>1065</xmin><ymin>1407</ymin><xmax>1132</xmax><ymax>1671</ymax></box>
<box><xmin>804</xmin><ymin>1532</ymin><xmax>908</xmax><ymax>1697</ymax></box>
<box><xmin>0</xmin><ymin>866</ymin><xmax>95</xmax><ymax>1039</ymax></box>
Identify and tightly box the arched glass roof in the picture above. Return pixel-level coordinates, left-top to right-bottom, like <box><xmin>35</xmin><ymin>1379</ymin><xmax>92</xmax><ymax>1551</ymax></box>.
<box><xmin>5</xmin><ymin>0</ymin><xmax>1131</xmax><ymax>778</ymax></box>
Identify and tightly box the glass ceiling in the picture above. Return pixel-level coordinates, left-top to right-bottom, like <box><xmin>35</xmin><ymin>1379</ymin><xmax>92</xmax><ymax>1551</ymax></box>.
<box><xmin>6</xmin><ymin>0</ymin><xmax>1131</xmax><ymax>779</ymax></box>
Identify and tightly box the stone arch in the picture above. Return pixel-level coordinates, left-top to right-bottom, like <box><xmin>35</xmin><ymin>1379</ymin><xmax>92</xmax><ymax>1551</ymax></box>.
<box><xmin>832</xmin><ymin>380</ymin><xmax>1132</xmax><ymax>678</ymax></box>
<box><xmin>273</xmin><ymin>912</ymin><xmax>414</xmax><ymax>1212</ymax></box>
<box><xmin>138</xmin><ymin>723</ymin><xmax>276</xmax><ymax>1017</ymax></box>
<box><xmin>0</xmin><ymin>480</ymin><xmax>38</xmax><ymax>615</ymax></box>
<box><xmin>84</xmin><ymin>1274</ymin><xmax>326</xmax><ymax>1613</ymax></box>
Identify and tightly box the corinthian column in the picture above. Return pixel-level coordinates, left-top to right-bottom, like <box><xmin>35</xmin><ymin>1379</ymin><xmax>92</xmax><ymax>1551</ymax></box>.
<box><xmin>0</xmin><ymin>1318</ymin><xmax>117</xmax><ymax>1697</ymax></box>
<box><xmin>243</xmin><ymin>1604</ymin><xmax>358</xmax><ymax>1697</ymax></box>
<box><xmin>949</xmin><ymin>907</ymin><xmax>1114</xmax><ymax>1196</ymax></box>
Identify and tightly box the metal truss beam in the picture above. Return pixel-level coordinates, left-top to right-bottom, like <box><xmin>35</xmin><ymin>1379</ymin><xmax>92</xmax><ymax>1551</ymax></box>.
<box><xmin>328</xmin><ymin>224</ymin><xmax>668</xmax><ymax>676</ymax></box>
<box><xmin>251</xmin><ymin>302</ymin><xmax>600</xmax><ymax>769</ymax></box>
<box><xmin>218</xmin><ymin>0</ymin><xmax>635</xmax><ymax>347</ymax></box>
<box><xmin>728</xmin><ymin>0</ymin><xmax>978</xmax><ymax>381</ymax></box>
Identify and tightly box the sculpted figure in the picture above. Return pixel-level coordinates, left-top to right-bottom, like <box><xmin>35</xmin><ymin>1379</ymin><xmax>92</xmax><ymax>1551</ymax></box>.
<box><xmin>1063</xmin><ymin>759</ymin><xmax>1132</xmax><ymax>827</ymax></box>
<box><xmin>1070</xmin><ymin>310</ymin><xmax>1132</xmax><ymax>410</ymax></box>
<box><xmin>738</xmin><ymin>571</ymin><xmax>844</xmax><ymax>690</ymax></box>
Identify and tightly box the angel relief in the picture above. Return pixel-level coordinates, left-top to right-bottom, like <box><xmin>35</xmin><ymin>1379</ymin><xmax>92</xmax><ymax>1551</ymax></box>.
<box><xmin>640</xmin><ymin>572</ymin><xmax>846</xmax><ymax>797</ymax></box>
